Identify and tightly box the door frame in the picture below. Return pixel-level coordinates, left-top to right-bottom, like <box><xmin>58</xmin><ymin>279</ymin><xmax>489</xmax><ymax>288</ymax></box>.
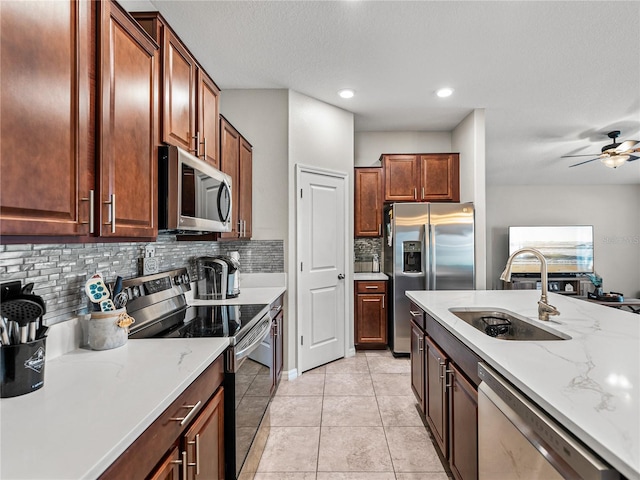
<box><xmin>295</xmin><ymin>164</ymin><xmax>353</xmax><ymax>374</ymax></box>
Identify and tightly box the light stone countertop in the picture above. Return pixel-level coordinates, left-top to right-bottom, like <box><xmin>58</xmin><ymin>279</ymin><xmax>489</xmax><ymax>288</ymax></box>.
<box><xmin>354</xmin><ymin>272</ymin><xmax>388</xmax><ymax>281</ymax></box>
<box><xmin>406</xmin><ymin>289</ymin><xmax>640</xmax><ymax>480</ymax></box>
<box><xmin>0</xmin><ymin>274</ymin><xmax>287</xmax><ymax>479</ymax></box>
<box><xmin>0</xmin><ymin>338</ymin><xmax>229</xmax><ymax>480</ymax></box>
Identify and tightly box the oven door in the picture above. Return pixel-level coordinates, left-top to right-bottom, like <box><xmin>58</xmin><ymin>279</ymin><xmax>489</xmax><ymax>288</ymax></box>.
<box><xmin>225</xmin><ymin>313</ymin><xmax>274</xmax><ymax>479</ymax></box>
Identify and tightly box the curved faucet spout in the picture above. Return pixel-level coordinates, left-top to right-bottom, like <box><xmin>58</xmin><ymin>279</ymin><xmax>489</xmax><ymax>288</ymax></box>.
<box><xmin>500</xmin><ymin>247</ymin><xmax>560</xmax><ymax>321</ymax></box>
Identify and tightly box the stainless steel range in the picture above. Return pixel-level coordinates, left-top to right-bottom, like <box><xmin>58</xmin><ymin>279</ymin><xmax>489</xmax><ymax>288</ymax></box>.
<box><xmin>123</xmin><ymin>268</ymin><xmax>278</xmax><ymax>479</ymax></box>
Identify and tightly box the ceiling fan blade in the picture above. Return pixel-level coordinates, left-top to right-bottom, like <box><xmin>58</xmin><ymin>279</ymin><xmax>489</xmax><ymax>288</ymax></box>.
<box><xmin>569</xmin><ymin>157</ymin><xmax>600</xmax><ymax>167</ymax></box>
<box><xmin>615</xmin><ymin>140</ymin><xmax>640</xmax><ymax>152</ymax></box>
<box><xmin>626</xmin><ymin>155</ymin><xmax>639</xmax><ymax>162</ymax></box>
<box><xmin>561</xmin><ymin>153</ymin><xmax>601</xmax><ymax>158</ymax></box>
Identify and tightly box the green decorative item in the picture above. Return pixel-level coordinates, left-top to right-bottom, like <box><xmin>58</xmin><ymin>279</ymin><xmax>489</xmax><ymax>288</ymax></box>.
<box><xmin>587</xmin><ymin>273</ymin><xmax>603</xmax><ymax>295</ymax></box>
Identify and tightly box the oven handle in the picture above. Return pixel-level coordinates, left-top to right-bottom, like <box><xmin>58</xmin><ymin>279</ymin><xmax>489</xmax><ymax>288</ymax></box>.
<box><xmin>235</xmin><ymin>316</ymin><xmax>272</xmax><ymax>361</ymax></box>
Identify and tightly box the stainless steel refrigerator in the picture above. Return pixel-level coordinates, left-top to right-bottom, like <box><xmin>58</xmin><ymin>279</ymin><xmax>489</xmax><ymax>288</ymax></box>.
<box><xmin>383</xmin><ymin>202</ymin><xmax>475</xmax><ymax>355</ymax></box>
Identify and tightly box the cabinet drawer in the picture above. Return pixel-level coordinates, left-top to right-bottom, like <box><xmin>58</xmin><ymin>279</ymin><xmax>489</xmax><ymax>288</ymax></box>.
<box><xmin>408</xmin><ymin>302</ymin><xmax>426</xmax><ymax>331</ymax></box>
<box><xmin>356</xmin><ymin>281</ymin><xmax>387</xmax><ymax>293</ymax></box>
<box><xmin>99</xmin><ymin>355</ymin><xmax>224</xmax><ymax>480</ymax></box>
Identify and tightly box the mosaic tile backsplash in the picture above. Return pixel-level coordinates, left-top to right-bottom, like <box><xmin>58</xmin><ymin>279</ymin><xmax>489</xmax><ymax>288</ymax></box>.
<box><xmin>354</xmin><ymin>238</ymin><xmax>383</xmax><ymax>272</ymax></box>
<box><xmin>0</xmin><ymin>236</ymin><xmax>284</xmax><ymax>325</ymax></box>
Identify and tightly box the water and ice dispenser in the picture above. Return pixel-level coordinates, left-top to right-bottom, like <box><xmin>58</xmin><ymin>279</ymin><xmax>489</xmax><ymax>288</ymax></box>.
<box><xmin>403</xmin><ymin>241</ymin><xmax>422</xmax><ymax>273</ymax></box>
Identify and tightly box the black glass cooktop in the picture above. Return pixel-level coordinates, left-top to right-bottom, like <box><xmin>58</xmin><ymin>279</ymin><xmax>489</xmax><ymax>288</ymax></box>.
<box><xmin>130</xmin><ymin>304</ymin><xmax>268</xmax><ymax>344</ymax></box>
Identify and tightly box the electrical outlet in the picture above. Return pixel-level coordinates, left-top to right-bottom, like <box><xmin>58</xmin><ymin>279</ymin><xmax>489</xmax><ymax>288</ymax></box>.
<box><xmin>145</xmin><ymin>245</ymin><xmax>155</xmax><ymax>258</ymax></box>
<box><xmin>139</xmin><ymin>256</ymin><xmax>159</xmax><ymax>275</ymax></box>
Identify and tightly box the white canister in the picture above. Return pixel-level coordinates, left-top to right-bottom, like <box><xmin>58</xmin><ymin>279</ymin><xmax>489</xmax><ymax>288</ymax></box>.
<box><xmin>88</xmin><ymin>308</ymin><xmax>134</xmax><ymax>350</ymax></box>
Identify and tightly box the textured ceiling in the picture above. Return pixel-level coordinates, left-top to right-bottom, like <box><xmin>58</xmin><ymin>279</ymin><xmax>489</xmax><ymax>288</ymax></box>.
<box><xmin>121</xmin><ymin>0</ymin><xmax>640</xmax><ymax>185</ymax></box>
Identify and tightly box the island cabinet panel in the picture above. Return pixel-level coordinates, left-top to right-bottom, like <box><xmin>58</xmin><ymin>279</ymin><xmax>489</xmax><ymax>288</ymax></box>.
<box><xmin>99</xmin><ymin>356</ymin><xmax>224</xmax><ymax>480</ymax></box>
<box><xmin>409</xmin><ymin>304</ymin><xmax>480</xmax><ymax>480</ymax></box>
<box><xmin>98</xmin><ymin>0</ymin><xmax>159</xmax><ymax>238</ymax></box>
<box><xmin>354</xmin><ymin>167</ymin><xmax>383</xmax><ymax>237</ymax></box>
<box><xmin>355</xmin><ymin>281</ymin><xmax>388</xmax><ymax>348</ymax></box>
<box><xmin>0</xmin><ymin>0</ymin><xmax>92</xmax><ymax>236</ymax></box>
<box><xmin>382</xmin><ymin>153</ymin><xmax>460</xmax><ymax>203</ymax></box>
<box><xmin>425</xmin><ymin>335</ymin><xmax>449</xmax><ymax>457</ymax></box>
<box><xmin>449</xmin><ymin>363</ymin><xmax>478</xmax><ymax>480</ymax></box>
<box><xmin>410</xmin><ymin>320</ymin><xmax>425</xmax><ymax>411</ymax></box>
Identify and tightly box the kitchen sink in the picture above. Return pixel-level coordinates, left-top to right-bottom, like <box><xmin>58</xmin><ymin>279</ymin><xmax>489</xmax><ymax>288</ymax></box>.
<box><xmin>448</xmin><ymin>308</ymin><xmax>571</xmax><ymax>341</ymax></box>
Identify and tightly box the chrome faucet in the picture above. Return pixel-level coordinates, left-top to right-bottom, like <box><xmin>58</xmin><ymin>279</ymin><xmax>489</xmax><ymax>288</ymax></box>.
<box><xmin>500</xmin><ymin>247</ymin><xmax>560</xmax><ymax>321</ymax></box>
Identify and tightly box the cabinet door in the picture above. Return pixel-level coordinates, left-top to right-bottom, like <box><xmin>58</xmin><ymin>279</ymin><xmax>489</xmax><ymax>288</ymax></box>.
<box><xmin>163</xmin><ymin>28</ymin><xmax>196</xmax><ymax>152</ymax></box>
<box><xmin>410</xmin><ymin>321</ymin><xmax>425</xmax><ymax>412</ymax></box>
<box><xmin>0</xmin><ymin>0</ymin><xmax>91</xmax><ymax>236</ymax></box>
<box><xmin>219</xmin><ymin>118</ymin><xmax>240</xmax><ymax>238</ymax></box>
<box><xmin>197</xmin><ymin>70</ymin><xmax>220</xmax><ymax>168</ymax></box>
<box><xmin>355</xmin><ymin>292</ymin><xmax>387</xmax><ymax>345</ymax></box>
<box><xmin>183</xmin><ymin>387</ymin><xmax>225</xmax><ymax>480</ymax></box>
<box><xmin>425</xmin><ymin>336</ymin><xmax>448</xmax><ymax>456</ymax></box>
<box><xmin>383</xmin><ymin>155</ymin><xmax>419</xmax><ymax>201</ymax></box>
<box><xmin>239</xmin><ymin>137</ymin><xmax>253</xmax><ymax>239</ymax></box>
<box><xmin>98</xmin><ymin>0</ymin><xmax>158</xmax><ymax>237</ymax></box>
<box><xmin>449</xmin><ymin>363</ymin><xmax>478</xmax><ymax>480</ymax></box>
<box><xmin>148</xmin><ymin>446</ymin><xmax>182</xmax><ymax>480</ymax></box>
<box><xmin>354</xmin><ymin>168</ymin><xmax>383</xmax><ymax>237</ymax></box>
<box><xmin>419</xmin><ymin>154</ymin><xmax>460</xmax><ymax>202</ymax></box>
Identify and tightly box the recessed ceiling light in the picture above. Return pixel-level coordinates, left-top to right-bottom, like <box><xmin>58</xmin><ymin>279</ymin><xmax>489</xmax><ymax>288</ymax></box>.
<box><xmin>436</xmin><ymin>87</ymin><xmax>454</xmax><ymax>98</ymax></box>
<box><xmin>338</xmin><ymin>89</ymin><xmax>355</xmax><ymax>99</ymax></box>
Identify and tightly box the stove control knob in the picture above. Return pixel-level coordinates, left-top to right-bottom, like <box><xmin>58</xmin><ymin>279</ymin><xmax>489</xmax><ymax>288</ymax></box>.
<box><xmin>174</xmin><ymin>275</ymin><xmax>181</xmax><ymax>285</ymax></box>
<box><xmin>182</xmin><ymin>273</ymin><xmax>190</xmax><ymax>284</ymax></box>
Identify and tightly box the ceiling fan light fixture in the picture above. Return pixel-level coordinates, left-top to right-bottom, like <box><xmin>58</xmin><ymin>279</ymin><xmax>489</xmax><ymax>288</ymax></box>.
<box><xmin>601</xmin><ymin>154</ymin><xmax>629</xmax><ymax>168</ymax></box>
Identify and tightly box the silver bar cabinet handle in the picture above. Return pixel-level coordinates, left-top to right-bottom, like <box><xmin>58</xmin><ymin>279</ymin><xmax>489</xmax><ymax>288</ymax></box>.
<box><xmin>409</xmin><ymin>310</ymin><xmax>422</xmax><ymax>317</ymax></box>
<box><xmin>170</xmin><ymin>400</ymin><xmax>202</xmax><ymax>426</ymax></box>
<box><xmin>81</xmin><ymin>189</ymin><xmax>94</xmax><ymax>233</ymax></box>
<box><xmin>414</xmin><ymin>187</ymin><xmax>417</xmax><ymax>200</ymax></box>
<box><xmin>422</xmin><ymin>187</ymin><xmax>425</xmax><ymax>200</ymax></box>
<box><xmin>170</xmin><ymin>450</ymin><xmax>188</xmax><ymax>479</ymax></box>
<box><xmin>104</xmin><ymin>194</ymin><xmax>116</xmax><ymax>233</ymax></box>
<box><xmin>418</xmin><ymin>337</ymin><xmax>423</xmax><ymax>352</ymax></box>
<box><xmin>187</xmin><ymin>434</ymin><xmax>201</xmax><ymax>474</ymax></box>
<box><xmin>201</xmin><ymin>136</ymin><xmax>207</xmax><ymax>160</ymax></box>
<box><xmin>445</xmin><ymin>368</ymin><xmax>454</xmax><ymax>388</ymax></box>
<box><xmin>192</xmin><ymin>131</ymin><xmax>200</xmax><ymax>157</ymax></box>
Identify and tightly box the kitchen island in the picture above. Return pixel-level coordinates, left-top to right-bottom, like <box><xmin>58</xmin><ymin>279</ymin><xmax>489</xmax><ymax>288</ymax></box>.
<box><xmin>406</xmin><ymin>289</ymin><xmax>639</xmax><ymax>480</ymax></box>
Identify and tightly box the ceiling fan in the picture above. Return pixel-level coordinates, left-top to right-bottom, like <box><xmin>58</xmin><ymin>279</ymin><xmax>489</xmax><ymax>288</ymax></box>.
<box><xmin>562</xmin><ymin>131</ymin><xmax>640</xmax><ymax>168</ymax></box>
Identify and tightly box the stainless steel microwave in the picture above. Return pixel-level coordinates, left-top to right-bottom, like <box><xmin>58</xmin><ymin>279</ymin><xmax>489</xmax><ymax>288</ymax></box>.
<box><xmin>158</xmin><ymin>145</ymin><xmax>232</xmax><ymax>233</ymax></box>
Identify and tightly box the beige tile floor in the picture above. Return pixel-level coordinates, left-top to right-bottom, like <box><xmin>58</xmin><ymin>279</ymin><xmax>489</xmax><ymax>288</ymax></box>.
<box><xmin>241</xmin><ymin>350</ymin><xmax>451</xmax><ymax>480</ymax></box>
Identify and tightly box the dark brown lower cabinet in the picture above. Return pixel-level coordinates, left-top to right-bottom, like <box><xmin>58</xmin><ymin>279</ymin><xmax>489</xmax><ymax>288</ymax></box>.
<box><xmin>149</xmin><ymin>446</ymin><xmax>181</xmax><ymax>480</ymax></box>
<box><xmin>410</xmin><ymin>321</ymin><xmax>424</xmax><ymax>409</ymax></box>
<box><xmin>182</xmin><ymin>387</ymin><xmax>225</xmax><ymax>479</ymax></box>
<box><xmin>449</xmin><ymin>363</ymin><xmax>478</xmax><ymax>480</ymax></box>
<box><xmin>425</xmin><ymin>336</ymin><xmax>448</xmax><ymax>457</ymax></box>
<box><xmin>100</xmin><ymin>356</ymin><xmax>224</xmax><ymax>480</ymax></box>
<box><xmin>410</xmin><ymin>307</ymin><xmax>479</xmax><ymax>480</ymax></box>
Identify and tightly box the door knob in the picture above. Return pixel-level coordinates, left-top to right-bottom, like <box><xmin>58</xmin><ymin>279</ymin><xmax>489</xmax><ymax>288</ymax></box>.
<box><xmin>338</xmin><ymin>274</ymin><xmax>345</xmax><ymax>280</ymax></box>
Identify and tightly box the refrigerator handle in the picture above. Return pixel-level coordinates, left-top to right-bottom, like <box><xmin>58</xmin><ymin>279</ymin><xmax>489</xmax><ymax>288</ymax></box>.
<box><xmin>430</xmin><ymin>223</ymin><xmax>436</xmax><ymax>290</ymax></box>
<box><xmin>425</xmin><ymin>223</ymin><xmax>431</xmax><ymax>290</ymax></box>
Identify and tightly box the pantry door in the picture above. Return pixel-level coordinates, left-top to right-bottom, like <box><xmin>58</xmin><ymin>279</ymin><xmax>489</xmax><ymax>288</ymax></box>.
<box><xmin>297</xmin><ymin>165</ymin><xmax>347</xmax><ymax>373</ymax></box>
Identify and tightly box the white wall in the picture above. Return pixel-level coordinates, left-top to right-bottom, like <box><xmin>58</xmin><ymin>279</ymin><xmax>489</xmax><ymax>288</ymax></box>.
<box><xmin>486</xmin><ymin>185</ymin><xmax>640</xmax><ymax>297</ymax></box>
<box><xmin>355</xmin><ymin>131</ymin><xmax>452</xmax><ymax>166</ymax></box>
<box><xmin>219</xmin><ymin>89</ymin><xmax>289</xmax><ymax>241</ymax></box>
<box><xmin>452</xmin><ymin>109</ymin><xmax>487</xmax><ymax>289</ymax></box>
<box><xmin>288</xmin><ymin>90</ymin><xmax>355</xmax><ymax>373</ymax></box>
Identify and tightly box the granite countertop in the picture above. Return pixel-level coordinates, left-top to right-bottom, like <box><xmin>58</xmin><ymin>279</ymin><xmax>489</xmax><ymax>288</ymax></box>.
<box><xmin>0</xmin><ymin>337</ymin><xmax>229</xmax><ymax>480</ymax></box>
<box><xmin>406</xmin><ymin>289</ymin><xmax>640</xmax><ymax>480</ymax></box>
<box><xmin>354</xmin><ymin>272</ymin><xmax>388</xmax><ymax>281</ymax></box>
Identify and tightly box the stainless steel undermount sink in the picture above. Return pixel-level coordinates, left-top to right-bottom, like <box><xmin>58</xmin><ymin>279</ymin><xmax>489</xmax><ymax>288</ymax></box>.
<box><xmin>448</xmin><ymin>308</ymin><xmax>571</xmax><ymax>341</ymax></box>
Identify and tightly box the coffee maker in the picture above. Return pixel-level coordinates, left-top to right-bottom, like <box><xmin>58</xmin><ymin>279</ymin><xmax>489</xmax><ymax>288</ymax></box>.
<box><xmin>196</xmin><ymin>255</ymin><xmax>240</xmax><ymax>299</ymax></box>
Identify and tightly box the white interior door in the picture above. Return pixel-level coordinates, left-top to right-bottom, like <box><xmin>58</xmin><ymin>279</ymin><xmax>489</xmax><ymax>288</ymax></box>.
<box><xmin>297</xmin><ymin>166</ymin><xmax>346</xmax><ymax>373</ymax></box>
